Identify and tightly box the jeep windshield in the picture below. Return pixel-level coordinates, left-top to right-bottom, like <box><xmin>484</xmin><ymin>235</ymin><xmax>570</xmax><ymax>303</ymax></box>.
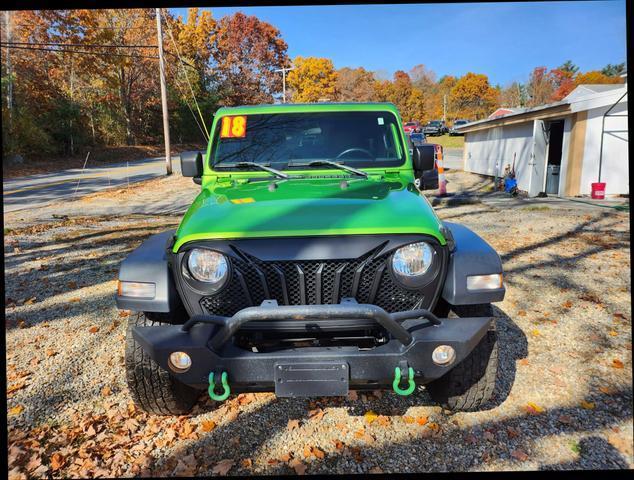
<box><xmin>211</xmin><ymin>111</ymin><xmax>406</xmax><ymax>171</ymax></box>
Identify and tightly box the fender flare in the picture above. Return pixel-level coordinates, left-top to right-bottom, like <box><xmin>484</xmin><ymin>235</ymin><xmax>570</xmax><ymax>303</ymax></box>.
<box><xmin>441</xmin><ymin>222</ymin><xmax>505</xmax><ymax>305</ymax></box>
<box><xmin>115</xmin><ymin>230</ymin><xmax>182</xmax><ymax>313</ymax></box>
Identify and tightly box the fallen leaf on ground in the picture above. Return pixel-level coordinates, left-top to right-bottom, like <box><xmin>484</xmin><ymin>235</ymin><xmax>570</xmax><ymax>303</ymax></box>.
<box><xmin>427</xmin><ymin>422</ymin><xmax>440</xmax><ymax>432</ymax></box>
<box><xmin>201</xmin><ymin>420</ymin><xmax>216</xmax><ymax>432</ymax></box>
<box><xmin>101</xmin><ymin>386</ymin><xmax>112</xmax><ymax>396</ymax></box>
<box><xmin>211</xmin><ymin>459</ymin><xmax>234</xmax><ymax>476</ymax></box>
<box><xmin>599</xmin><ymin>386</ymin><xmax>615</xmax><ymax>395</ymax></box>
<box><xmin>402</xmin><ymin>416</ymin><xmax>415</xmax><ymax>424</ymax></box>
<box><xmin>9</xmin><ymin>405</ymin><xmax>24</xmax><ymax>415</ymax></box>
<box><xmin>608</xmin><ymin>434</ymin><xmax>633</xmax><ymax>456</ymax></box>
<box><xmin>525</xmin><ymin>402</ymin><xmax>544</xmax><ymax>414</ymax></box>
<box><xmin>612</xmin><ymin>359</ymin><xmax>624</xmax><ymax>369</ymax></box>
<box><xmin>562</xmin><ymin>300</ymin><xmax>573</xmax><ymax>309</ymax></box>
<box><xmin>118</xmin><ymin>310</ymin><xmax>130</xmax><ymax>318</ymax></box>
<box><xmin>580</xmin><ymin>400</ymin><xmax>595</xmax><ymax>410</ymax></box>
<box><xmin>377</xmin><ymin>415</ymin><xmax>391</xmax><ymax>427</ymax></box>
<box><xmin>67</xmin><ymin>281</ymin><xmax>77</xmax><ymax>289</ymax></box>
<box><xmin>313</xmin><ymin>447</ymin><xmax>325</xmax><ymax>459</ymax></box>
<box><xmin>507</xmin><ymin>426</ymin><xmax>520</xmax><ymax>438</ymax></box>
<box><xmin>172</xmin><ymin>454</ymin><xmax>197</xmax><ymax>476</ymax></box>
<box><xmin>50</xmin><ymin>453</ymin><xmax>65</xmax><ymax>471</ymax></box>
<box><xmin>241</xmin><ymin>458</ymin><xmax>252</xmax><ymax>469</ymax></box>
<box><xmin>518</xmin><ymin>310</ymin><xmax>527</xmax><ymax>316</ymax></box>
<box><xmin>531</xmin><ymin>329</ymin><xmax>540</xmax><ymax>337</ymax></box>
<box><xmin>290</xmin><ymin>458</ymin><xmax>307</xmax><ymax>475</ymax></box>
<box><xmin>519</xmin><ymin>358</ymin><xmax>529</xmax><ymax>366</ymax></box>
<box><xmin>46</xmin><ymin>349</ymin><xmax>57</xmax><ymax>357</ymax></box>
<box><xmin>364</xmin><ymin>410</ymin><xmax>379</xmax><ymax>424</ymax></box>
<box><xmin>303</xmin><ymin>445</ymin><xmax>313</xmax><ymax>458</ymax></box>
<box><xmin>510</xmin><ymin>449</ymin><xmax>529</xmax><ymax>461</ymax></box>
<box><xmin>609</xmin><ymin>330</ymin><xmax>618</xmax><ymax>336</ymax></box>
<box><xmin>369</xmin><ymin>466</ymin><xmax>384</xmax><ymax>473</ymax></box>
<box><xmin>287</xmin><ymin>419</ymin><xmax>300</xmax><ymax>431</ymax></box>
<box><xmin>69</xmin><ymin>297</ymin><xmax>81</xmax><ymax>303</ymax></box>
<box><xmin>558</xmin><ymin>415</ymin><xmax>573</xmax><ymax>424</ymax></box>
<box><xmin>347</xmin><ymin>390</ymin><xmax>358</xmax><ymax>401</ymax></box>
<box><xmin>416</xmin><ymin>416</ymin><xmax>428</xmax><ymax>426</ymax></box>
<box><xmin>280</xmin><ymin>453</ymin><xmax>292</xmax><ymax>462</ymax></box>
<box><xmin>308</xmin><ymin>408</ymin><xmax>325</xmax><ymax>421</ymax></box>
<box><xmin>333</xmin><ymin>440</ymin><xmax>344</xmax><ymax>450</ymax></box>
<box><xmin>88</xmin><ymin>326</ymin><xmax>99</xmax><ymax>333</ymax></box>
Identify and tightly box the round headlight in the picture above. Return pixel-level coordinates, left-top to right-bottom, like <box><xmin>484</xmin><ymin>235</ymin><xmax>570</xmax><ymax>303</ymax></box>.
<box><xmin>186</xmin><ymin>249</ymin><xmax>228</xmax><ymax>288</ymax></box>
<box><xmin>392</xmin><ymin>242</ymin><xmax>434</xmax><ymax>278</ymax></box>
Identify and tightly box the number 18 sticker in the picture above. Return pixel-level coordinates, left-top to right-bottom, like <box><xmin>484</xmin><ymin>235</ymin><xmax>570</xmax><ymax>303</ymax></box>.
<box><xmin>220</xmin><ymin>115</ymin><xmax>247</xmax><ymax>138</ymax></box>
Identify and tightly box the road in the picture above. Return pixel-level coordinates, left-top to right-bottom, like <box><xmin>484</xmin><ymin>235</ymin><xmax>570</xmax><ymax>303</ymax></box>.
<box><xmin>3</xmin><ymin>149</ymin><xmax>464</xmax><ymax>214</ymax></box>
<box><xmin>3</xmin><ymin>156</ymin><xmax>180</xmax><ymax>213</ymax></box>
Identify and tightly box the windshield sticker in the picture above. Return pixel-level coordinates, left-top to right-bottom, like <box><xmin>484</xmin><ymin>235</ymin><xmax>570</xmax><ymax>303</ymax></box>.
<box><xmin>377</xmin><ymin>117</ymin><xmax>384</xmax><ymax>125</ymax></box>
<box><xmin>220</xmin><ymin>115</ymin><xmax>247</xmax><ymax>138</ymax></box>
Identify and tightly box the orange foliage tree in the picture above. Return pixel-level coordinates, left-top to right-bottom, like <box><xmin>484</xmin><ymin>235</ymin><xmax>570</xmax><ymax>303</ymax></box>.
<box><xmin>449</xmin><ymin>72</ymin><xmax>498</xmax><ymax>120</ymax></box>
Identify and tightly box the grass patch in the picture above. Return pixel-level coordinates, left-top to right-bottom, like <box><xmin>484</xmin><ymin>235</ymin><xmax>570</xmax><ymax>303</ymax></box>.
<box><xmin>427</xmin><ymin>134</ymin><xmax>465</xmax><ymax>149</ymax></box>
<box><xmin>4</xmin><ymin>227</ymin><xmax>13</xmax><ymax>235</ymax></box>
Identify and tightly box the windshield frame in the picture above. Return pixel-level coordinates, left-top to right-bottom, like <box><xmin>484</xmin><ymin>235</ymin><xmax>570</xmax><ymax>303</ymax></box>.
<box><xmin>207</xmin><ymin>110</ymin><xmax>409</xmax><ymax>173</ymax></box>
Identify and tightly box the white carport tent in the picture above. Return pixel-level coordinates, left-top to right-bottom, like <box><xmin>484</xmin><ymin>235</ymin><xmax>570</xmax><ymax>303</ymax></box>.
<box><xmin>456</xmin><ymin>84</ymin><xmax>628</xmax><ymax>197</ymax></box>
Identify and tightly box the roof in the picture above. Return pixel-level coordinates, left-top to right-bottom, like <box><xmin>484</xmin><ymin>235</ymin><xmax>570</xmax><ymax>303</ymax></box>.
<box><xmin>456</xmin><ymin>84</ymin><xmax>627</xmax><ymax>133</ymax></box>
<box><xmin>489</xmin><ymin>107</ymin><xmax>523</xmax><ymax>119</ymax></box>
<box><xmin>215</xmin><ymin>102</ymin><xmax>400</xmax><ymax>116</ymax></box>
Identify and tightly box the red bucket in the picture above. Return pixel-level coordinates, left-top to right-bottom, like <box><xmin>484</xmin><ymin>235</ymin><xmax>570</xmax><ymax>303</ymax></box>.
<box><xmin>591</xmin><ymin>182</ymin><xmax>606</xmax><ymax>199</ymax></box>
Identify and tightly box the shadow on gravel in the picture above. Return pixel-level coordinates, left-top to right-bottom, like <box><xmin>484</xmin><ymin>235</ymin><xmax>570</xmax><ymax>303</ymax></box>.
<box><xmin>154</xmin><ymin>384</ymin><xmax>632</xmax><ymax>475</ymax></box>
<box><xmin>538</xmin><ymin>436</ymin><xmax>631</xmax><ymax>470</ymax></box>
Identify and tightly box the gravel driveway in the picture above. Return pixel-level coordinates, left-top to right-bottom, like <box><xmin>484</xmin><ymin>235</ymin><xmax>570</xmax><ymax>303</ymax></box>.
<box><xmin>5</xmin><ymin>171</ymin><xmax>632</xmax><ymax>477</ymax></box>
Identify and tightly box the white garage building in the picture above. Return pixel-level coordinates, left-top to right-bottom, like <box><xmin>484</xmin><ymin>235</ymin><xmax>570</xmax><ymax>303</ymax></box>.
<box><xmin>457</xmin><ymin>83</ymin><xmax>628</xmax><ymax>197</ymax></box>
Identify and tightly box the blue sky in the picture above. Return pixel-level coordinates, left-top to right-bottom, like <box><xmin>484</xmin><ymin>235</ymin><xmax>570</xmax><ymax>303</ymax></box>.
<box><xmin>171</xmin><ymin>1</ymin><xmax>626</xmax><ymax>86</ymax></box>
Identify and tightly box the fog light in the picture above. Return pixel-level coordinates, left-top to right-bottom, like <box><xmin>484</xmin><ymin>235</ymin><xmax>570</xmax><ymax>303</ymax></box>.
<box><xmin>168</xmin><ymin>351</ymin><xmax>192</xmax><ymax>373</ymax></box>
<box><xmin>117</xmin><ymin>281</ymin><xmax>156</xmax><ymax>299</ymax></box>
<box><xmin>432</xmin><ymin>345</ymin><xmax>456</xmax><ymax>366</ymax></box>
<box><xmin>467</xmin><ymin>273</ymin><xmax>503</xmax><ymax>291</ymax></box>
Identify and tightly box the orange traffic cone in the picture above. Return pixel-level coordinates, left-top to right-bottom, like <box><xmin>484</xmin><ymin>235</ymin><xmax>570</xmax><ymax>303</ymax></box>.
<box><xmin>436</xmin><ymin>145</ymin><xmax>447</xmax><ymax>197</ymax></box>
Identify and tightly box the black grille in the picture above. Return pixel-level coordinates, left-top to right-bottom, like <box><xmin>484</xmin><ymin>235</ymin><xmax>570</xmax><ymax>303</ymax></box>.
<box><xmin>200</xmin><ymin>248</ymin><xmax>426</xmax><ymax>316</ymax></box>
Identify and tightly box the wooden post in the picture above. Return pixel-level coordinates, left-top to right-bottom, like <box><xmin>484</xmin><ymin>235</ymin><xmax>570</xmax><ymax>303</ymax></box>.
<box><xmin>156</xmin><ymin>8</ymin><xmax>172</xmax><ymax>175</ymax></box>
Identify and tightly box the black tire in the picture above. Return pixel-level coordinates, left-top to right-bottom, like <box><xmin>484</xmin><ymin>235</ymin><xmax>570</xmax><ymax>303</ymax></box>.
<box><xmin>426</xmin><ymin>304</ymin><xmax>498</xmax><ymax>411</ymax></box>
<box><xmin>125</xmin><ymin>312</ymin><xmax>201</xmax><ymax>415</ymax></box>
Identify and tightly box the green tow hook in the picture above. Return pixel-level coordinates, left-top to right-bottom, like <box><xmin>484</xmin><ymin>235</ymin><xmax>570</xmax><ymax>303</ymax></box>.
<box><xmin>208</xmin><ymin>371</ymin><xmax>231</xmax><ymax>401</ymax></box>
<box><xmin>392</xmin><ymin>366</ymin><xmax>416</xmax><ymax>396</ymax></box>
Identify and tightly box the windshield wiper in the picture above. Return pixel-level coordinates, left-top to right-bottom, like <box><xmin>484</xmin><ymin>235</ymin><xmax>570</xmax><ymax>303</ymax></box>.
<box><xmin>215</xmin><ymin>161</ymin><xmax>289</xmax><ymax>180</ymax></box>
<box><xmin>290</xmin><ymin>160</ymin><xmax>368</xmax><ymax>178</ymax></box>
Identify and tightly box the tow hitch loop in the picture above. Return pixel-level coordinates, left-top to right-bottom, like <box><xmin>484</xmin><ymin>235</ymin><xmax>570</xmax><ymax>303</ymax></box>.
<box><xmin>208</xmin><ymin>371</ymin><xmax>231</xmax><ymax>401</ymax></box>
<box><xmin>392</xmin><ymin>366</ymin><xmax>416</xmax><ymax>396</ymax></box>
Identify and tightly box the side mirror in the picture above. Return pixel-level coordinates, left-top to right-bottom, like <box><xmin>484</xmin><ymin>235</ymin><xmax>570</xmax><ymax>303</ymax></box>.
<box><xmin>412</xmin><ymin>145</ymin><xmax>436</xmax><ymax>177</ymax></box>
<box><xmin>180</xmin><ymin>151</ymin><xmax>203</xmax><ymax>179</ymax></box>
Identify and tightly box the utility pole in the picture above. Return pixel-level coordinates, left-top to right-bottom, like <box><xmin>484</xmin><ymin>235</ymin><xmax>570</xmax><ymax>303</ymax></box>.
<box><xmin>4</xmin><ymin>11</ymin><xmax>13</xmax><ymax>132</ymax></box>
<box><xmin>443</xmin><ymin>94</ymin><xmax>447</xmax><ymax>122</ymax></box>
<box><xmin>155</xmin><ymin>8</ymin><xmax>172</xmax><ymax>175</ymax></box>
<box><xmin>274</xmin><ymin>65</ymin><xmax>294</xmax><ymax>103</ymax></box>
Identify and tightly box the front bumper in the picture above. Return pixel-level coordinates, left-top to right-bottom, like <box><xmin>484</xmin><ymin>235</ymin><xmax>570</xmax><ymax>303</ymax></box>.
<box><xmin>132</xmin><ymin>300</ymin><xmax>493</xmax><ymax>395</ymax></box>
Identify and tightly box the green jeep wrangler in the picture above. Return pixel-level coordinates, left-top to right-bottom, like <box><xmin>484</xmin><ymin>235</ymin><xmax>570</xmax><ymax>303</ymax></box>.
<box><xmin>116</xmin><ymin>102</ymin><xmax>505</xmax><ymax>415</ymax></box>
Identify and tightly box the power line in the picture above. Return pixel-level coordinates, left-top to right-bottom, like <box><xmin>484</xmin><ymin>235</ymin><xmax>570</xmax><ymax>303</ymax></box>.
<box><xmin>3</xmin><ymin>41</ymin><xmax>158</xmax><ymax>49</ymax></box>
<box><xmin>0</xmin><ymin>43</ymin><xmax>158</xmax><ymax>59</ymax></box>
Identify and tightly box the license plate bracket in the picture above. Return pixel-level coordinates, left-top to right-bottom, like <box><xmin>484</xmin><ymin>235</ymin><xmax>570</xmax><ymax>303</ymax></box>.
<box><xmin>274</xmin><ymin>362</ymin><xmax>349</xmax><ymax>397</ymax></box>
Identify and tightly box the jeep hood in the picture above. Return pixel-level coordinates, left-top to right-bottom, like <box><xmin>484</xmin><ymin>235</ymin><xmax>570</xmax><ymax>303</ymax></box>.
<box><xmin>173</xmin><ymin>177</ymin><xmax>446</xmax><ymax>251</ymax></box>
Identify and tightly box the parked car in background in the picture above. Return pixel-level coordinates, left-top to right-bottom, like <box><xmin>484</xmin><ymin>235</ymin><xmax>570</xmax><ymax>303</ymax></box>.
<box><xmin>403</xmin><ymin>121</ymin><xmax>422</xmax><ymax>133</ymax></box>
<box><xmin>423</xmin><ymin>120</ymin><xmax>445</xmax><ymax>136</ymax></box>
<box><xmin>449</xmin><ymin>119</ymin><xmax>469</xmax><ymax>136</ymax></box>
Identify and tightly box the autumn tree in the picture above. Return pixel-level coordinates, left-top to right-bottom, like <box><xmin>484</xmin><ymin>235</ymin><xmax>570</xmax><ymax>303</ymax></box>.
<box><xmin>449</xmin><ymin>72</ymin><xmax>498</xmax><ymax>120</ymax></box>
<box><xmin>526</xmin><ymin>66</ymin><xmax>555</xmax><ymax>107</ymax></box>
<box><xmin>498</xmin><ymin>81</ymin><xmax>526</xmax><ymax>108</ymax></box>
<box><xmin>335</xmin><ymin>67</ymin><xmax>375</xmax><ymax>102</ymax></box>
<box><xmin>211</xmin><ymin>12</ymin><xmax>288</xmax><ymax>105</ymax></box>
<box><xmin>372</xmin><ymin>71</ymin><xmax>425</xmax><ymax>121</ymax></box>
<box><xmin>286</xmin><ymin>56</ymin><xmax>337</xmax><ymax>103</ymax></box>
<box><xmin>575</xmin><ymin>70</ymin><xmax>624</xmax><ymax>86</ymax></box>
